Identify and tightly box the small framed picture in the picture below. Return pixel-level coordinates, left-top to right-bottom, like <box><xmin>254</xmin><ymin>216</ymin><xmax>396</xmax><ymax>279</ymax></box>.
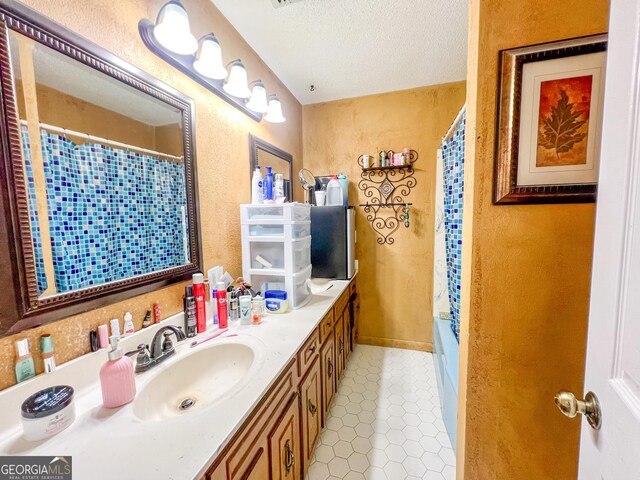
<box><xmin>494</xmin><ymin>34</ymin><xmax>607</xmax><ymax>204</ymax></box>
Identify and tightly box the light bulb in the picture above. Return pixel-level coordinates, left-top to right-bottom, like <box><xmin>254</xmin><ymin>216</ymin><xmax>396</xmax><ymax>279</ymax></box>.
<box><xmin>246</xmin><ymin>81</ymin><xmax>269</xmax><ymax>113</ymax></box>
<box><xmin>223</xmin><ymin>60</ymin><xmax>252</xmax><ymax>98</ymax></box>
<box><xmin>265</xmin><ymin>95</ymin><xmax>286</xmax><ymax>123</ymax></box>
<box><xmin>193</xmin><ymin>34</ymin><xmax>228</xmax><ymax>80</ymax></box>
<box><xmin>153</xmin><ymin>1</ymin><xmax>198</xmax><ymax>55</ymax></box>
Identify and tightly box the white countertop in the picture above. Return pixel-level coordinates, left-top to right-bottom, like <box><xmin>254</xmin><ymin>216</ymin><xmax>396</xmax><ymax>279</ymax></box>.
<box><xmin>0</xmin><ymin>278</ymin><xmax>352</xmax><ymax>479</ymax></box>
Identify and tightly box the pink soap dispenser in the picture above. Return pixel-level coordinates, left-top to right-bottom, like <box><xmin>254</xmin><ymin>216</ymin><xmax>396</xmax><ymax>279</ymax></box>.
<box><xmin>100</xmin><ymin>335</ymin><xmax>136</xmax><ymax>408</ymax></box>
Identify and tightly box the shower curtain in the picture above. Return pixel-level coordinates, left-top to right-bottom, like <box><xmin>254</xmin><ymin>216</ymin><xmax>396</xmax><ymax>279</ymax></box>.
<box><xmin>441</xmin><ymin>109</ymin><xmax>465</xmax><ymax>341</ymax></box>
<box><xmin>23</xmin><ymin>128</ymin><xmax>188</xmax><ymax>294</ymax></box>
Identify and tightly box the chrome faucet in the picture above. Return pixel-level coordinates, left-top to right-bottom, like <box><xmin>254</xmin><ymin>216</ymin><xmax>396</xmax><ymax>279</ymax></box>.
<box><xmin>125</xmin><ymin>325</ymin><xmax>186</xmax><ymax>373</ymax></box>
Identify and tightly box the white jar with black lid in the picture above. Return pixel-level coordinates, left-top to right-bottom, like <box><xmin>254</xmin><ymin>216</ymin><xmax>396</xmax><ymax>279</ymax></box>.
<box><xmin>21</xmin><ymin>385</ymin><xmax>75</xmax><ymax>441</ymax></box>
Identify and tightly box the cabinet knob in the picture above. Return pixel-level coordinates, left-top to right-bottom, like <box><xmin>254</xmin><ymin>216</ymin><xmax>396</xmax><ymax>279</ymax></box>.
<box><xmin>309</xmin><ymin>345</ymin><xmax>316</xmax><ymax>354</ymax></box>
<box><xmin>328</xmin><ymin>359</ymin><xmax>333</xmax><ymax>377</ymax></box>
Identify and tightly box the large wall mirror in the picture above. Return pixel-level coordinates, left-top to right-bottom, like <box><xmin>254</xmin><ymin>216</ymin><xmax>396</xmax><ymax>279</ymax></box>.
<box><xmin>0</xmin><ymin>1</ymin><xmax>202</xmax><ymax>336</ymax></box>
<box><xmin>249</xmin><ymin>134</ymin><xmax>293</xmax><ymax>202</ymax></box>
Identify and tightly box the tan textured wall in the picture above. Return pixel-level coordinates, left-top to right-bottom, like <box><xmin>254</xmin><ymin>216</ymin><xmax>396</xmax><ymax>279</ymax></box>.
<box><xmin>457</xmin><ymin>0</ymin><xmax>608</xmax><ymax>478</ymax></box>
<box><xmin>0</xmin><ymin>0</ymin><xmax>302</xmax><ymax>390</ymax></box>
<box><xmin>303</xmin><ymin>83</ymin><xmax>466</xmax><ymax>351</ymax></box>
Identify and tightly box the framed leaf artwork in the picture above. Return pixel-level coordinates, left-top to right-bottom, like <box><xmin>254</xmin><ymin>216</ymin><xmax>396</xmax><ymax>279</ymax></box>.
<box><xmin>494</xmin><ymin>34</ymin><xmax>607</xmax><ymax>204</ymax></box>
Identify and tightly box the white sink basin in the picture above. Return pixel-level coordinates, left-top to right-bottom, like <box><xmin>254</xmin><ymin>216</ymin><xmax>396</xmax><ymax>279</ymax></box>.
<box><xmin>133</xmin><ymin>340</ymin><xmax>259</xmax><ymax>422</ymax></box>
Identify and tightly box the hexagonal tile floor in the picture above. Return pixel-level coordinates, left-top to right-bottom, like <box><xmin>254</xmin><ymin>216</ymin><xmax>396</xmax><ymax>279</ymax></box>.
<box><xmin>306</xmin><ymin>345</ymin><xmax>455</xmax><ymax>480</ymax></box>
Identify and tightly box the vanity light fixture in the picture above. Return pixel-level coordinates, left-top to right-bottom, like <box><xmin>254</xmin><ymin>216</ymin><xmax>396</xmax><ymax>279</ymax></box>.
<box><xmin>193</xmin><ymin>34</ymin><xmax>227</xmax><ymax>80</ymax></box>
<box><xmin>152</xmin><ymin>0</ymin><xmax>198</xmax><ymax>55</ymax></box>
<box><xmin>140</xmin><ymin>4</ymin><xmax>286</xmax><ymax>122</ymax></box>
<box><xmin>264</xmin><ymin>95</ymin><xmax>286</xmax><ymax>123</ymax></box>
<box><xmin>223</xmin><ymin>60</ymin><xmax>252</xmax><ymax>99</ymax></box>
<box><xmin>246</xmin><ymin>81</ymin><xmax>269</xmax><ymax>114</ymax></box>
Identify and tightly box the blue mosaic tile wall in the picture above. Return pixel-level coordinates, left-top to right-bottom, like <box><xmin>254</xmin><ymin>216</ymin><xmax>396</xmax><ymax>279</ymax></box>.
<box><xmin>442</xmin><ymin>111</ymin><xmax>465</xmax><ymax>342</ymax></box>
<box><xmin>23</xmin><ymin>128</ymin><xmax>189</xmax><ymax>293</ymax></box>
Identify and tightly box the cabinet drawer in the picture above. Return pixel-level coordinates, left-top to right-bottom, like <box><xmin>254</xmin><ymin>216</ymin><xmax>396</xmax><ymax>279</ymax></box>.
<box><xmin>205</xmin><ymin>359</ymin><xmax>297</xmax><ymax>479</ymax></box>
<box><xmin>334</xmin><ymin>289</ymin><xmax>349</xmax><ymax>318</ymax></box>
<box><xmin>319</xmin><ymin>310</ymin><xmax>334</xmax><ymax>344</ymax></box>
<box><xmin>299</xmin><ymin>357</ymin><xmax>321</xmax><ymax>475</ymax></box>
<box><xmin>297</xmin><ymin>328</ymin><xmax>320</xmax><ymax>378</ymax></box>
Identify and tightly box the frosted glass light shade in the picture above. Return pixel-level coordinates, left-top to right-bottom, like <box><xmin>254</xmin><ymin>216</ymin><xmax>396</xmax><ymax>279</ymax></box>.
<box><xmin>223</xmin><ymin>60</ymin><xmax>252</xmax><ymax>98</ymax></box>
<box><xmin>193</xmin><ymin>34</ymin><xmax>228</xmax><ymax>80</ymax></box>
<box><xmin>246</xmin><ymin>81</ymin><xmax>269</xmax><ymax>114</ymax></box>
<box><xmin>265</xmin><ymin>95</ymin><xmax>286</xmax><ymax>123</ymax></box>
<box><xmin>153</xmin><ymin>1</ymin><xmax>198</xmax><ymax>55</ymax></box>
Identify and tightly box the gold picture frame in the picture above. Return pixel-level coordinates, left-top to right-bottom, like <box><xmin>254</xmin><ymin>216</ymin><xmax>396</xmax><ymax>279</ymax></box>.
<box><xmin>494</xmin><ymin>34</ymin><xmax>607</xmax><ymax>204</ymax></box>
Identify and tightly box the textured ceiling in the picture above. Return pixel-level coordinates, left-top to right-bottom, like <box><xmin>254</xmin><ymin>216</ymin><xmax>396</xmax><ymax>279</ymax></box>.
<box><xmin>211</xmin><ymin>0</ymin><xmax>468</xmax><ymax>104</ymax></box>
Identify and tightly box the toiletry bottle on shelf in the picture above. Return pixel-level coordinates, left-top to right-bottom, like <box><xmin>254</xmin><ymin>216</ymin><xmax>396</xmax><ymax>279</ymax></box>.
<box><xmin>264</xmin><ymin>166</ymin><xmax>274</xmax><ymax>201</ymax></box>
<box><xmin>192</xmin><ymin>273</ymin><xmax>206</xmax><ymax>333</ymax></box>
<box><xmin>204</xmin><ymin>279</ymin><xmax>214</xmax><ymax>325</ymax></box>
<box><xmin>251</xmin><ymin>165</ymin><xmax>264</xmax><ymax>204</ymax></box>
<box><xmin>123</xmin><ymin>312</ymin><xmax>134</xmax><ymax>336</ymax></box>
<box><xmin>184</xmin><ymin>285</ymin><xmax>197</xmax><ymax>338</ymax></box>
<box><xmin>326</xmin><ymin>175</ymin><xmax>343</xmax><ymax>206</ymax></box>
<box><xmin>274</xmin><ymin>173</ymin><xmax>285</xmax><ymax>201</ymax></box>
<box><xmin>153</xmin><ymin>303</ymin><xmax>161</xmax><ymax>324</ymax></box>
<box><xmin>375</xmin><ymin>146</ymin><xmax>379</xmax><ymax>168</ymax></box>
<box><xmin>216</xmin><ymin>282</ymin><xmax>229</xmax><ymax>329</ymax></box>
<box><xmin>40</xmin><ymin>334</ymin><xmax>56</xmax><ymax>373</ymax></box>
<box><xmin>15</xmin><ymin>339</ymin><xmax>35</xmax><ymax>383</ymax></box>
<box><xmin>98</xmin><ymin>324</ymin><xmax>109</xmax><ymax>349</ymax></box>
<box><xmin>110</xmin><ymin>318</ymin><xmax>121</xmax><ymax>339</ymax></box>
<box><xmin>142</xmin><ymin>310</ymin><xmax>152</xmax><ymax>328</ymax></box>
<box><xmin>338</xmin><ymin>173</ymin><xmax>349</xmax><ymax>206</ymax></box>
<box><xmin>99</xmin><ymin>336</ymin><xmax>136</xmax><ymax>408</ymax></box>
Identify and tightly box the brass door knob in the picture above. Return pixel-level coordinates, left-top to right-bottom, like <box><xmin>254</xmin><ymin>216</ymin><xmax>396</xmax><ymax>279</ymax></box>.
<box><xmin>554</xmin><ymin>391</ymin><xmax>602</xmax><ymax>430</ymax></box>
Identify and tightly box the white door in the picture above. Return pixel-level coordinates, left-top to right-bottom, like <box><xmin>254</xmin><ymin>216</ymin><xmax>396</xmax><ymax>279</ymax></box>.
<box><xmin>572</xmin><ymin>1</ymin><xmax>640</xmax><ymax>478</ymax></box>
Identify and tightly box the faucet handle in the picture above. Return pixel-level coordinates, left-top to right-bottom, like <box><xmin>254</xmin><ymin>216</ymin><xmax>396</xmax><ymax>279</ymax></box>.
<box><xmin>125</xmin><ymin>344</ymin><xmax>152</xmax><ymax>372</ymax></box>
<box><xmin>162</xmin><ymin>331</ymin><xmax>175</xmax><ymax>353</ymax></box>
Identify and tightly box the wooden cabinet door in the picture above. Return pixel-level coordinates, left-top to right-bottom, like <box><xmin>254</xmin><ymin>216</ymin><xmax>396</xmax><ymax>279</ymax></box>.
<box><xmin>353</xmin><ymin>294</ymin><xmax>360</xmax><ymax>345</ymax></box>
<box><xmin>343</xmin><ymin>304</ymin><xmax>352</xmax><ymax>364</ymax></box>
<box><xmin>269</xmin><ymin>396</ymin><xmax>301</xmax><ymax>480</ymax></box>
<box><xmin>299</xmin><ymin>357</ymin><xmax>321</xmax><ymax>476</ymax></box>
<box><xmin>206</xmin><ymin>439</ymin><xmax>269</xmax><ymax>480</ymax></box>
<box><xmin>320</xmin><ymin>331</ymin><xmax>335</xmax><ymax>427</ymax></box>
<box><xmin>334</xmin><ymin>312</ymin><xmax>345</xmax><ymax>383</ymax></box>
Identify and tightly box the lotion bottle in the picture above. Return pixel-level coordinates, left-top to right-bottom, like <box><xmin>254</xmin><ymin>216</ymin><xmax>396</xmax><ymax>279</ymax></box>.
<box><xmin>123</xmin><ymin>312</ymin><xmax>134</xmax><ymax>336</ymax></box>
<box><xmin>264</xmin><ymin>166</ymin><xmax>274</xmax><ymax>201</ymax></box>
<box><xmin>99</xmin><ymin>336</ymin><xmax>136</xmax><ymax>408</ymax></box>
<box><xmin>15</xmin><ymin>339</ymin><xmax>35</xmax><ymax>383</ymax></box>
<box><xmin>251</xmin><ymin>166</ymin><xmax>264</xmax><ymax>204</ymax></box>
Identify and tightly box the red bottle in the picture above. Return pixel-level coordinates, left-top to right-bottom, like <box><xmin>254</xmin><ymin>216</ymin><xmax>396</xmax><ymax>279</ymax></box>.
<box><xmin>192</xmin><ymin>273</ymin><xmax>206</xmax><ymax>333</ymax></box>
<box><xmin>216</xmin><ymin>281</ymin><xmax>229</xmax><ymax>329</ymax></box>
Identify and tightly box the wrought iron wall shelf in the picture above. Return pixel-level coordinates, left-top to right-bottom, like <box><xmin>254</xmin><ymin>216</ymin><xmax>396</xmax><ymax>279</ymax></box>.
<box><xmin>357</xmin><ymin>150</ymin><xmax>418</xmax><ymax>245</ymax></box>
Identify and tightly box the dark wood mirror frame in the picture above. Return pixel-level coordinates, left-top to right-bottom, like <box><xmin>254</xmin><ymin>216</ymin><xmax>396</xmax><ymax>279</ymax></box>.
<box><xmin>0</xmin><ymin>0</ymin><xmax>202</xmax><ymax>336</ymax></box>
<box><xmin>249</xmin><ymin>134</ymin><xmax>293</xmax><ymax>202</ymax></box>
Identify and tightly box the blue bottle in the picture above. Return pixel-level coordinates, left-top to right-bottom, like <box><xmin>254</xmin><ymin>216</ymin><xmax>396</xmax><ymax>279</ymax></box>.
<box><xmin>338</xmin><ymin>173</ymin><xmax>348</xmax><ymax>206</ymax></box>
<box><xmin>264</xmin><ymin>166</ymin><xmax>274</xmax><ymax>201</ymax></box>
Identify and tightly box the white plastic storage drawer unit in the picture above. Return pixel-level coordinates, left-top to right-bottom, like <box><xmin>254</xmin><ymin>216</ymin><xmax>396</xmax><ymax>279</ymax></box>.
<box><xmin>247</xmin><ymin>265</ymin><xmax>312</xmax><ymax>309</ymax></box>
<box><xmin>240</xmin><ymin>204</ymin><xmax>313</xmax><ymax>309</ymax></box>
<box><xmin>241</xmin><ymin>204</ymin><xmax>310</xmax><ymax>223</ymax></box>
<box><xmin>245</xmin><ymin>237</ymin><xmax>311</xmax><ymax>274</ymax></box>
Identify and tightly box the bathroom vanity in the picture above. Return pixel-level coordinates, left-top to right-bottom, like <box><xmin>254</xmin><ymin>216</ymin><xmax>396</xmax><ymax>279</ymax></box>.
<box><xmin>0</xmin><ymin>277</ymin><xmax>359</xmax><ymax>480</ymax></box>
<box><xmin>205</xmin><ymin>278</ymin><xmax>358</xmax><ymax>480</ymax></box>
